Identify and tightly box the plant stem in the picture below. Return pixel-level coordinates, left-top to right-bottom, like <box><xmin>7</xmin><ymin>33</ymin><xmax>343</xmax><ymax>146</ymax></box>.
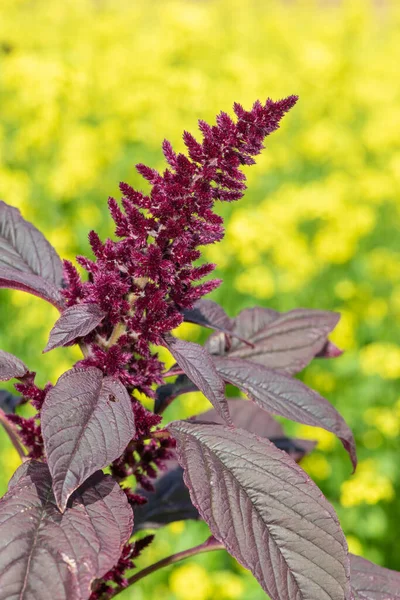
<box><xmin>106</xmin><ymin>322</ymin><xmax>127</xmax><ymax>348</ymax></box>
<box><xmin>0</xmin><ymin>408</ymin><xmax>27</xmax><ymax>462</ymax></box>
<box><xmin>110</xmin><ymin>537</ymin><xmax>224</xmax><ymax>598</ymax></box>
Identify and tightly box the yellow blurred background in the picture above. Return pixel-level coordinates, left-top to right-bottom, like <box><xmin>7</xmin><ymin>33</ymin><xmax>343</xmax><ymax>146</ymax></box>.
<box><xmin>1</xmin><ymin>1</ymin><xmax>400</xmax><ymax>598</ymax></box>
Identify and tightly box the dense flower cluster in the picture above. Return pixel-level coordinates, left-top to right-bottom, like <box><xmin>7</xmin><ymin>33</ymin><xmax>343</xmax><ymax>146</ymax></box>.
<box><xmin>63</xmin><ymin>96</ymin><xmax>297</xmax><ymax>355</ymax></box>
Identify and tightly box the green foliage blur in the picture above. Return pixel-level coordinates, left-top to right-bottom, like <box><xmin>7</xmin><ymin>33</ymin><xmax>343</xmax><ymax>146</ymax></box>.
<box><xmin>1</xmin><ymin>0</ymin><xmax>400</xmax><ymax>598</ymax></box>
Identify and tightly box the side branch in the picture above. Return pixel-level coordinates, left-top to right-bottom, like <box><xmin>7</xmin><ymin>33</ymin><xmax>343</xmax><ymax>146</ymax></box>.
<box><xmin>0</xmin><ymin>407</ymin><xmax>27</xmax><ymax>462</ymax></box>
<box><xmin>110</xmin><ymin>537</ymin><xmax>224</xmax><ymax>598</ymax></box>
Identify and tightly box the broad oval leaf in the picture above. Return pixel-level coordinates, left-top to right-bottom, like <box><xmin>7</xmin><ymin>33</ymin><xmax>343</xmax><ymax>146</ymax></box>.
<box><xmin>133</xmin><ymin>460</ymin><xmax>200</xmax><ymax>531</ymax></box>
<box><xmin>228</xmin><ymin>308</ymin><xmax>340</xmax><ymax>374</ymax></box>
<box><xmin>169</xmin><ymin>420</ymin><xmax>352</xmax><ymax>600</ymax></box>
<box><xmin>0</xmin><ymin>349</ymin><xmax>28</xmax><ymax>381</ymax></box>
<box><xmin>0</xmin><ymin>201</ymin><xmax>63</xmax><ymax>286</ymax></box>
<box><xmin>0</xmin><ymin>461</ymin><xmax>133</xmax><ymax>600</ymax></box>
<box><xmin>192</xmin><ymin>400</ymin><xmax>316</xmax><ymax>462</ymax></box>
<box><xmin>42</xmin><ymin>367</ymin><xmax>135</xmax><ymax>511</ymax></box>
<box><xmin>163</xmin><ymin>335</ymin><xmax>231</xmax><ymax>425</ymax></box>
<box><xmin>214</xmin><ymin>356</ymin><xmax>357</xmax><ymax>470</ymax></box>
<box><xmin>350</xmin><ymin>554</ymin><xmax>400</xmax><ymax>599</ymax></box>
<box><xmin>0</xmin><ymin>266</ymin><xmax>64</xmax><ymax>309</ymax></box>
<box><xmin>44</xmin><ymin>303</ymin><xmax>105</xmax><ymax>353</ymax></box>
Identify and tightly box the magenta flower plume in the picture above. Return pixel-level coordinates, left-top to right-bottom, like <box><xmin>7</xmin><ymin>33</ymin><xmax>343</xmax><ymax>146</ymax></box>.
<box><xmin>62</xmin><ymin>96</ymin><xmax>298</xmax><ymax>366</ymax></box>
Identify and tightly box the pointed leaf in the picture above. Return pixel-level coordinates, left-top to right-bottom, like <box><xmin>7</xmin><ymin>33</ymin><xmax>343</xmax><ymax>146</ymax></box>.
<box><xmin>44</xmin><ymin>303</ymin><xmax>105</xmax><ymax>352</ymax></box>
<box><xmin>0</xmin><ymin>461</ymin><xmax>133</xmax><ymax>600</ymax></box>
<box><xmin>183</xmin><ymin>299</ymin><xmax>232</xmax><ymax>332</ymax></box>
<box><xmin>270</xmin><ymin>436</ymin><xmax>317</xmax><ymax>462</ymax></box>
<box><xmin>350</xmin><ymin>554</ymin><xmax>400</xmax><ymax>599</ymax></box>
<box><xmin>169</xmin><ymin>420</ymin><xmax>352</xmax><ymax>600</ymax></box>
<box><xmin>42</xmin><ymin>367</ymin><xmax>135</xmax><ymax>511</ymax></box>
<box><xmin>0</xmin><ymin>389</ymin><xmax>23</xmax><ymax>413</ymax></box>
<box><xmin>316</xmin><ymin>340</ymin><xmax>343</xmax><ymax>358</ymax></box>
<box><xmin>193</xmin><ymin>399</ymin><xmax>285</xmax><ymax>438</ymax></box>
<box><xmin>154</xmin><ymin>374</ymin><xmax>198</xmax><ymax>414</ymax></box>
<box><xmin>214</xmin><ymin>356</ymin><xmax>357</xmax><ymax>470</ymax></box>
<box><xmin>231</xmin><ymin>306</ymin><xmax>280</xmax><ymax>341</ymax></box>
<box><xmin>0</xmin><ymin>200</ymin><xmax>63</xmax><ymax>286</ymax></box>
<box><xmin>228</xmin><ymin>308</ymin><xmax>340</xmax><ymax>374</ymax></box>
<box><xmin>133</xmin><ymin>460</ymin><xmax>200</xmax><ymax>531</ymax></box>
<box><xmin>192</xmin><ymin>400</ymin><xmax>315</xmax><ymax>462</ymax></box>
<box><xmin>163</xmin><ymin>335</ymin><xmax>231</xmax><ymax>425</ymax></box>
<box><xmin>205</xmin><ymin>306</ymin><xmax>280</xmax><ymax>355</ymax></box>
<box><xmin>0</xmin><ymin>266</ymin><xmax>64</xmax><ymax>308</ymax></box>
<box><xmin>0</xmin><ymin>349</ymin><xmax>28</xmax><ymax>381</ymax></box>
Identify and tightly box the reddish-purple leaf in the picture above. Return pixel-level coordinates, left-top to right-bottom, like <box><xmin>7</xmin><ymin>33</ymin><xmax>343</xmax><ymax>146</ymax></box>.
<box><xmin>0</xmin><ymin>266</ymin><xmax>64</xmax><ymax>309</ymax></box>
<box><xmin>154</xmin><ymin>374</ymin><xmax>198</xmax><ymax>414</ymax></box>
<box><xmin>183</xmin><ymin>299</ymin><xmax>232</xmax><ymax>331</ymax></box>
<box><xmin>44</xmin><ymin>303</ymin><xmax>105</xmax><ymax>353</ymax></box>
<box><xmin>228</xmin><ymin>308</ymin><xmax>341</xmax><ymax>374</ymax></box>
<box><xmin>214</xmin><ymin>356</ymin><xmax>357</xmax><ymax>470</ymax></box>
<box><xmin>192</xmin><ymin>400</ymin><xmax>315</xmax><ymax>462</ymax></box>
<box><xmin>163</xmin><ymin>335</ymin><xmax>232</xmax><ymax>425</ymax></box>
<box><xmin>0</xmin><ymin>201</ymin><xmax>63</xmax><ymax>285</ymax></box>
<box><xmin>193</xmin><ymin>398</ymin><xmax>284</xmax><ymax>438</ymax></box>
<box><xmin>205</xmin><ymin>306</ymin><xmax>280</xmax><ymax>355</ymax></box>
<box><xmin>231</xmin><ymin>306</ymin><xmax>280</xmax><ymax>340</ymax></box>
<box><xmin>316</xmin><ymin>340</ymin><xmax>344</xmax><ymax>359</ymax></box>
<box><xmin>184</xmin><ymin>300</ymin><xmax>252</xmax><ymax>347</ymax></box>
<box><xmin>270</xmin><ymin>436</ymin><xmax>317</xmax><ymax>462</ymax></box>
<box><xmin>41</xmin><ymin>367</ymin><xmax>135</xmax><ymax>511</ymax></box>
<box><xmin>0</xmin><ymin>349</ymin><xmax>28</xmax><ymax>381</ymax></box>
<box><xmin>350</xmin><ymin>554</ymin><xmax>400</xmax><ymax>599</ymax></box>
<box><xmin>169</xmin><ymin>420</ymin><xmax>352</xmax><ymax>600</ymax></box>
<box><xmin>133</xmin><ymin>460</ymin><xmax>200</xmax><ymax>531</ymax></box>
<box><xmin>0</xmin><ymin>461</ymin><xmax>133</xmax><ymax>600</ymax></box>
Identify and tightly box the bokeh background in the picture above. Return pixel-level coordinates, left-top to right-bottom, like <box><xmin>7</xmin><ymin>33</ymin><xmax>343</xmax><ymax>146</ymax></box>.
<box><xmin>1</xmin><ymin>0</ymin><xmax>400</xmax><ymax>598</ymax></box>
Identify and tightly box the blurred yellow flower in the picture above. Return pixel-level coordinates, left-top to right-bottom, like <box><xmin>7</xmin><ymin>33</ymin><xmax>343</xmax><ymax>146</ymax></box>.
<box><xmin>360</xmin><ymin>343</ymin><xmax>400</xmax><ymax>380</ymax></box>
<box><xmin>341</xmin><ymin>459</ymin><xmax>394</xmax><ymax>507</ymax></box>
<box><xmin>170</xmin><ymin>564</ymin><xmax>212</xmax><ymax>600</ymax></box>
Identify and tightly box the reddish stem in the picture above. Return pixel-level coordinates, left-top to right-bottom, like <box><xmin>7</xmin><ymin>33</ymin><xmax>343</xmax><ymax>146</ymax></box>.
<box><xmin>0</xmin><ymin>407</ymin><xmax>27</xmax><ymax>462</ymax></box>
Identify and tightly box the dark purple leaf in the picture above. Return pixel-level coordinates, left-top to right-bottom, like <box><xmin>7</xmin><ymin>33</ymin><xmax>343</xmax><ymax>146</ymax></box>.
<box><xmin>0</xmin><ymin>389</ymin><xmax>23</xmax><ymax>413</ymax></box>
<box><xmin>231</xmin><ymin>306</ymin><xmax>280</xmax><ymax>341</ymax></box>
<box><xmin>163</xmin><ymin>335</ymin><xmax>231</xmax><ymax>425</ymax></box>
<box><xmin>0</xmin><ymin>461</ymin><xmax>133</xmax><ymax>600</ymax></box>
<box><xmin>154</xmin><ymin>374</ymin><xmax>198</xmax><ymax>414</ymax></box>
<box><xmin>0</xmin><ymin>201</ymin><xmax>63</xmax><ymax>286</ymax></box>
<box><xmin>192</xmin><ymin>400</ymin><xmax>315</xmax><ymax>462</ymax></box>
<box><xmin>0</xmin><ymin>266</ymin><xmax>64</xmax><ymax>309</ymax></box>
<box><xmin>205</xmin><ymin>306</ymin><xmax>279</xmax><ymax>355</ymax></box>
<box><xmin>169</xmin><ymin>420</ymin><xmax>352</xmax><ymax>600</ymax></box>
<box><xmin>192</xmin><ymin>398</ymin><xmax>285</xmax><ymax>438</ymax></box>
<box><xmin>133</xmin><ymin>460</ymin><xmax>200</xmax><ymax>531</ymax></box>
<box><xmin>214</xmin><ymin>356</ymin><xmax>357</xmax><ymax>470</ymax></box>
<box><xmin>270</xmin><ymin>436</ymin><xmax>316</xmax><ymax>462</ymax></box>
<box><xmin>350</xmin><ymin>554</ymin><xmax>400</xmax><ymax>599</ymax></box>
<box><xmin>44</xmin><ymin>303</ymin><xmax>105</xmax><ymax>353</ymax></box>
<box><xmin>228</xmin><ymin>308</ymin><xmax>340</xmax><ymax>374</ymax></box>
<box><xmin>41</xmin><ymin>367</ymin><xmax>136</xmax><ymax>511</ymax></box>
<box><xmin>183</xmin><ymin>299</ymin><xmax>232</xmax><ymax>332</ymax></box>
<box><xmin>184</xmin><ymin>300</ymin><xmax>254</xmax><ymax>350</ymax></box>
<box><xmin>0</xmin><ymin>349</ymin><xmax>28</xmax><ymax>381</ymax></box>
